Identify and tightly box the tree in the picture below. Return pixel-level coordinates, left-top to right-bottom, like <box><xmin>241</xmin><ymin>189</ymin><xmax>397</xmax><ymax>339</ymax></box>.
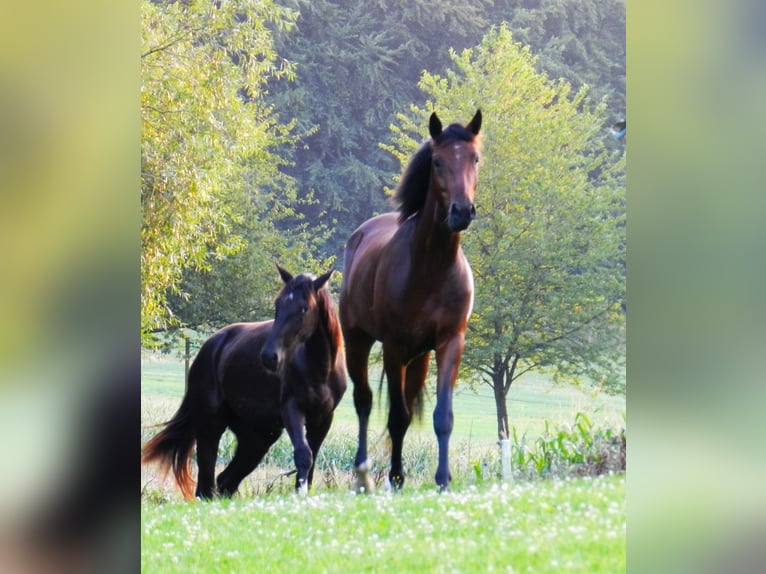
<box><xmin>267</xmin><ymin>0</ymin><xmax>492</xmax><ymax>257</ymax></box>
<box><xmin>141</xmin><ymin>0</ymin><xmax>299</xmax><ymax>336</ymax></box>
<box><xmin>385</xmin><ymin>25</ymin><xmax>625</xmax><ymax>439</ymax></box>
<box><xmin>493</xmin><ymin>0</ymin><xmax>626</xmax><ymax>124</ymax></box>
<box><xmin>168</xmin><ymin>194</ymin><xmax>333</xmax><ymax>331</ymax></box>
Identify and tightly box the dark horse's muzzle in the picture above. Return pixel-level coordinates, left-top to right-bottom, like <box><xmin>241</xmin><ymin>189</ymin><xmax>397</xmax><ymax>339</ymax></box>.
<box><xmin>261</xmin><ymin>347</ymin><xmax>279</xmax><ymax>372</ymax></box>
<box><xmin>448</xmin><ymin>202</ymin><xmax>476</xmax><ymax>232</ymax></box>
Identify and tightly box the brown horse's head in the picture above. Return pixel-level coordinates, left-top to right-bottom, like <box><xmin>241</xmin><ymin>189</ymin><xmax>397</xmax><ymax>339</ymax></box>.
<box><xmin>261</xmin><ymin>264</ymin><xmax>333</xmax><ymax>372</ymax></box>
<box><xmin>392</xmin><ymin>110</ymin><xmax>482</xmax><ymax>231</ymax></box>
<box><xmin>429</xmin><ymin>109</ymin><xmax>482</xmax><ymax>232</ymax></box>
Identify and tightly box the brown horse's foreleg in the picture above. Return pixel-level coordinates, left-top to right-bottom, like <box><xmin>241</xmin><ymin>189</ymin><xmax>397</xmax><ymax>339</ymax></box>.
<box><xmin>433</xmin><ymin>335</ymin><xmax>464</xmax><ymax>490</ymax></box>
<box><xmin>345</xmin><ymin>333</ymin><xmax>375</xmax><ymax>493</ymax></box>
<box><xmin>282</xmin><ymin>397</ymin><xmax>312</xmax><ymax>495</ymax></box>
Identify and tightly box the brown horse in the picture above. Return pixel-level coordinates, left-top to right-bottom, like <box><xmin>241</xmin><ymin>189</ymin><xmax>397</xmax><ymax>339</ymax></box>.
<box><xmin>339</xmin><ymin>110</ymin><xmax>482</xmax><ymax>491</ymax></box>
<box><xmin>142</xmin><ymin>265</ymin><xmax>346</xmax><ymax>498</ymax></box>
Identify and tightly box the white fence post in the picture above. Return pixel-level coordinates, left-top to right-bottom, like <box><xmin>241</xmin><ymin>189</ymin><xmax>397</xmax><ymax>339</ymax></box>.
<box><xmin>500</xmin><ymin>438</ymin><xmax>511</xmax><ymax>480</ymax></box>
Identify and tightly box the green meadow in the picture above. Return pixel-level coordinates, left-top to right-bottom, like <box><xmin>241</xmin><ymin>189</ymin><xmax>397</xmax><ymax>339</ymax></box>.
<box><xmin>142</xmin><ymin>476</ymin><xmax>625</xmax><ymax>573</ymax></box>
<box><xmin>141</xmin><ymin>352</ymin><xmax>624</xmax><ymax>447</ymax></box>
<box><xmin>142</xmin><ymin>353</ymin><xmax>625</xmax><ymax>573</ymax></box>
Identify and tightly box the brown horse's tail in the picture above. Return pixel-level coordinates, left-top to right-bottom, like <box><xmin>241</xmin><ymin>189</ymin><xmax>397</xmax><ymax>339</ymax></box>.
<box><xmin>378</xmin><ymin>365</ymin><xmax>426</xmax><ymax>423</ymax></box>
<box><xmin>142</xmin><ymin>396</ymin><xmax>196</xmax><ymax>500</ymax></box>
<box><xmin>412</xmin><ymin>385</ymin><xmax>425</xmax><ymax>423</ymax></box>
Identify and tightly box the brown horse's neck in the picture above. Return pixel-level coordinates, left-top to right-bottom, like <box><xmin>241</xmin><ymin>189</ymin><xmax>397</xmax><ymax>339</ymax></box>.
<box><xmin>411</xmin><ymin>181</ymin><xmax>463</xmax><ymax>269</ymax></box>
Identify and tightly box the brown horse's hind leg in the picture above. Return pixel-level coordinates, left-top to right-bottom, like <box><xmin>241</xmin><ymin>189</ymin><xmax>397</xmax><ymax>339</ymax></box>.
<box><xmin>345</xmin><ymin>331</ymin><xmax>375</xmax><ymax>493</ymax></box>
<box><xmin>387</xmin><ymin>352</ymin><xmax>429</xmax><ymax>490</ymax></box>
<box><xmin>216</xmin><ymin>427</ymin><xmax>281</xmax><ymax>497</ymax></box>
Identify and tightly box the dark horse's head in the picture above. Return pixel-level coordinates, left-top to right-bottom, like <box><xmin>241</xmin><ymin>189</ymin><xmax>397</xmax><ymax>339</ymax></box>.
<box><xmin>260</xmin><ymin>264</ymin><xmax>334</xmax><ymax>372</ymax></box>
<box><xmin>394</xmin><ymin>109</ymin><xmax>482</xmax><ymax>232</ymax></box>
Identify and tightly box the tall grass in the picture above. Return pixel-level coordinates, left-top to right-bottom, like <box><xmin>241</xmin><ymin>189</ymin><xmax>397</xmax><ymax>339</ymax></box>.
<box><xmin>142</xmin><ymin>412</ymin><xmax>625</xmax><ymax>503</ymax></box>
<box><xmin>141</xmin><ymin>355</ymin><xmax>625</xmax><ymax>499</ymax></box>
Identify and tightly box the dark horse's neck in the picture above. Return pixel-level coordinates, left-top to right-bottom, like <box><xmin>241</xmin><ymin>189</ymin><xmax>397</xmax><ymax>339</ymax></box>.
<box><xmin>301</xmin><ymin>298</ymin><xmax>340</xmax><ymax>382</ymax></box>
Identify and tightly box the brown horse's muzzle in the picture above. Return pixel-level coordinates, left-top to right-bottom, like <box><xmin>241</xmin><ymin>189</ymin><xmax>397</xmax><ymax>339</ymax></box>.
<box><xmin>448</xmin><ymin>202</ymin><xmax>476</xmax><ymax>232</ymax></box>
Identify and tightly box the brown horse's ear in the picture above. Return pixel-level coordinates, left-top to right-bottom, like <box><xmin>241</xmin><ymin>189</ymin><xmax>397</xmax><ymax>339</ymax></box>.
<box><xmin>466</xmin><ymin>109</ymin><xmax>482</xmax><ymax>135</ymax></box>
<box><xmin>276</xmin><ymin>263</ymin><xmax>293</xmax><ymax>284</ymax></box>
<box><xmin>313</xmin><ymin>269</ymin><xmax>333</xmax><ymax>292</ymax></box>
<box><xmin>429</xmin><ymin>112</ymin><xmax>442</xmax><ymax>139</ymax></box>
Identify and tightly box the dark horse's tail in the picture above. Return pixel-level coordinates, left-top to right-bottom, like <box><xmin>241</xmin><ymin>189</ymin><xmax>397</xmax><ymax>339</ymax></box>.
<box><xmin>141</xmin><ymin>396</ymin><xmax>196</xmax><ymax>500</ymax></box>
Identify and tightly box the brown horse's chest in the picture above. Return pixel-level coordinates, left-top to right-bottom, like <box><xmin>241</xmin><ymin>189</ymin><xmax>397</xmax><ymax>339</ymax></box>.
<box><xmin>383</xmin><ymin>279</ymin><xmax>471</xmax><ymax>348</ymax></box>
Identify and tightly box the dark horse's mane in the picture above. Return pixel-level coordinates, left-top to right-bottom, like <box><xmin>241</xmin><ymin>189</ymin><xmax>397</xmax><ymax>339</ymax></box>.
<box><xmin>279</xmin><ymin>275</ymin><xmax>343</xmax><ymax>364</ymax></box>
<box><xmin>392</xmin><ymin>123</ymin><xmax>479</xmax><ymax>223</ymax></box>
<box><xmin>315</xmin><ymin>286</ymin><xmax>343</xmax><ymax>363</ymax></box>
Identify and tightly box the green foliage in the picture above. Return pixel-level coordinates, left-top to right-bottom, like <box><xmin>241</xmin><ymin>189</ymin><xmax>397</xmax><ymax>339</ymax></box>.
<box><xmin>510</xmin><ymin>412</ymin><xmax>626</xmax><ymax>480</ymax></box>
<box><xmin>496</xmin><ymin>0</ymin><xmax>626</xmax><ymax>123</ymax></box>
<box><xmin>141</xmin><ymin>0</ymin><xmax>300</xmax><ymax>336</ymax></box>
<box><xmin>385</xmin><ymin>24</ymin><xmax>625</xmax><ymax>438</ymax></box>
<box><xmin>139</xmin><ymin>0</ymin><xmax>624</xmax><ymax>337</ymax></box>
<box><xmin>267</xmin><ymin>0</ymin><xmax>493</xmax><ymax>256</ymax></box>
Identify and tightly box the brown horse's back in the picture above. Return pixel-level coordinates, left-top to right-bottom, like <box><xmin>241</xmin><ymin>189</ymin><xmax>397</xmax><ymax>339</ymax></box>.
<box><xmin>340</xmin><ymin>213</ymin><xmax>399</xmax><ymax>340</ymax></box>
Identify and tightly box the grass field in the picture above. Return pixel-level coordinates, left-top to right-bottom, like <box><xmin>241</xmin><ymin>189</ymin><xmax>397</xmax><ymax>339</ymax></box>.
<box><xmin>141</xmin><ymin>352</ymin><xmax>624</xmax><ymax>446</ymax></box>
<box><xmin>142</xmin><ymin>475</ymin><xmax>625</xmax><ymax>573</ymax></box>
<box><xmin>142</xmin><ymin>353</ymin><xmax>625</xmax><ymax>573</ymax></box>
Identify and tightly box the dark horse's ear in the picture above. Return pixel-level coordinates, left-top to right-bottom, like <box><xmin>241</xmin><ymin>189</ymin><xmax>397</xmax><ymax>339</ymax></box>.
<box><xmin>466</xmin><ymin>109</ymin><xmax>482</xmax><ymax>135</ymax></box>
<box><xmin>276</xmin><ymin>263</ymin><xmax>293</xmax><ymax>284</ymax></box>
<box><xmin>429</xmin><ymin>112</ymin><xmax>442</xmax><ymax>140</ymax></box>
<box><xmin>313</xmin><ymin>269</ymin><xmax>333</xmax><ymax>292</ymax></box>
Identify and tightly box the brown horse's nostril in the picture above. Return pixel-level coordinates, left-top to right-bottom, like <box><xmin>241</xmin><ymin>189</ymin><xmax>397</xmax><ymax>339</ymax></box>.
<box><xmin>448</xmin><ymin>203</ymin><xmax>474</xmax><ymax>232</ymax></box>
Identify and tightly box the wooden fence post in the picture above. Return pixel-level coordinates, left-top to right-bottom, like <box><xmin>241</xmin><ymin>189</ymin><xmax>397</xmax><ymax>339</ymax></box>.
<box><xmin>184</xmin><ymin>337</ymin><xmax>191</xmax><ymax>389</ymax></box>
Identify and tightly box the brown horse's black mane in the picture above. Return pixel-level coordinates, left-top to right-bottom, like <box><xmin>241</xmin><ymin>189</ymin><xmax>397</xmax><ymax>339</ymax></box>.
<box><xmin>392</xmin><ymin>123</ymin><xmax>478</xmax><ymax>223</ymax></box>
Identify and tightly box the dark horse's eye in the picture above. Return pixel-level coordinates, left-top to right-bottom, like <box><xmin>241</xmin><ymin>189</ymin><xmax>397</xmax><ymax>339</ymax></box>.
<box><xmin>433</xmin><ymin>157</ymin><xmax>444</xmax><ymax>170</ymax></box>
<box><xmin>300</xmin><ymin>306</ymin><xmax>307</xmax><ymax>315</ymax></box>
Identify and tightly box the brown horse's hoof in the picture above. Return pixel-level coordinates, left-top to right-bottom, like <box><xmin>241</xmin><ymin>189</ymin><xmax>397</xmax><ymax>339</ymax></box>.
<box><xmin>353</xmin><ymin>461</ymin><xmax>374</xmax><ymax>494</ymax></box>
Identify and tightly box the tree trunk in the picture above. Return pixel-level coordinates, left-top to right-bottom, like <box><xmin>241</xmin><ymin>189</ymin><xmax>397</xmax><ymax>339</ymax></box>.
<box><xmin>492</xmin><ymin>358</ymin><xmax>509</xmax><ymax>440</ymax></box>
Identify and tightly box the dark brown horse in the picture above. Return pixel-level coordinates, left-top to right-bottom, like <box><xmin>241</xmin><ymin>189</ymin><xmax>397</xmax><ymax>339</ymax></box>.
<box><xmin>339</xmin><ymin>110</ymin><xmax>482</xmax><ymax>491</ymax></box>
<box><xmin>142</xmin><ymin>265</ymin><xmax>346</xmax><ymax>498</ymax></box>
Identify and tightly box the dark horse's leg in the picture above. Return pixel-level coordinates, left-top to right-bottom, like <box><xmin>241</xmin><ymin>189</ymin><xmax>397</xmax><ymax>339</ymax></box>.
<box><xmin>433</xmin><ymin>336</ymin><xmax>464</xmax><ymax>490</ymax></box>
<box><xmin>305</xmin><ymin>413</ymin><xmax>334</xmax><ymax>489</ymax></box>
<box><xmin>194</xmin><ymin>424</ymin><xmax>225</xmax><ymax>499</ymax></box>
<box><xmin>282</xmin><ymin>397</ymin><xmax>313</xmax><ymax>495</ymax></box>
<box><xmin>345</xmin><ymin>330</ymin><xmax>376</xmax><ymax>492</ymax></box>
<box><xmin>216</xmin><ymin>426</ymin><xmax>281</xmax><ymax>497</ymax></box>
<box><xmin>387</xmin><ymin>351</ymin><xmax>429</xmax><ymax>490</ymax></box>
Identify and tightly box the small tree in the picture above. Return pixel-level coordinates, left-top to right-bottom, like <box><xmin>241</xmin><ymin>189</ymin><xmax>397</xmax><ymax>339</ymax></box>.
<box><xmin>386</xmin><ymin>25</ymin><xmax>625</xmax><ymax>439</ymax></box>
<box><xmin>141</xmin><ymin>0</ymin><xmax>298</xmax><ymax>336</ymax></box>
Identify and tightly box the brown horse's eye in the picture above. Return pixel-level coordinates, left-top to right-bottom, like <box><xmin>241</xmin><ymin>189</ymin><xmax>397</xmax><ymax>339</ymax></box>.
<box><xmin>433</xmin><ymin>157</ymin><xmax>444</xmax><ymax>170</ymax></box>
